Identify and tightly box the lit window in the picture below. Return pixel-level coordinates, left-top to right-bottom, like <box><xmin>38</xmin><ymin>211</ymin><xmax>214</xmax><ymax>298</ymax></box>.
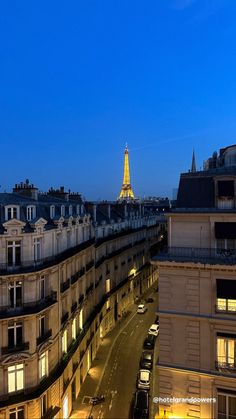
<box><xmin>8</xmin><ymin>363</ymin><xmax>24</xmax><ymax>393</ymax></box>
<box><xmin>26</xmin><ymin>206</ymin><xmax>35</xmax><ymax>221</ymax></box>
<box><xmin>41</xmin><ymin>393</ymin><xmax>47</xmax><ymax>417</ymax></box>
<box><xmin>50</xmin><ymin>205</ymin><xmax>55</xmax><ymax>219</ymax></box>
<box><xmin>9</xmin><ymin>406</ymin><xmax>24</xmax><ymax>419</ymax></box>
<box><xmin>217</xmin><ymin>337</ymin><xmax>236</xmax><ymax>368</ymax></box>
<box><xmin>62</xmin><ymin>329</ymin><xmax>68</xmax><ymax>354</ymax></box>
<box><xmin>217</xmin><ymin>298</ymin><xmax>236</xmax><ymax>312</ymax></box>
<box><xmin>105</xmin><ymin>279</ymin><xmax>111</xmax><ymax>293</ymax></box>
<box><xmin>39</xmin><ymin>351</ymin><xmax>48</xmax><ymax>380</ymax></box>
<box><xmin>72</xmin><ymin>317</ymin><xmax>76</xmax><ymax>340</ymax></box>
<box><xmin>79</xmin><ymin>310</ymin><xmax>83</xmax><ymax>330</ymax></box>
<box><xmin>7</xmin><ymin>241</ymin><xmax>21</xmax><ymax>266</ymax></box>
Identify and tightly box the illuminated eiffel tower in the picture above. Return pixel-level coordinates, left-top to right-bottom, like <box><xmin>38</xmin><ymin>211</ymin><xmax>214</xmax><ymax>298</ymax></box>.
<box><xmin>119</xmin><ymin>144</ymin><xmax>135</xmax><ymax>200</ymax></box>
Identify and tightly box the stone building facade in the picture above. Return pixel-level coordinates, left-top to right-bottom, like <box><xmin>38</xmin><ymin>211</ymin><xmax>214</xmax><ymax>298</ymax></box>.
<box><xmin>153</xmin><ymin>145</ymin><xmax>236</xmax><ymax>419</ymax></box>
<box><xmin>0</xmin><ymin>181</ymin><xmax>160</xmax><ymax>419</ymax></box>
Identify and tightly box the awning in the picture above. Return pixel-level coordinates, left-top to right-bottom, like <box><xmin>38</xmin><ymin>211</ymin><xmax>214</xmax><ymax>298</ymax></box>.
<box><xmin>216</xmin><ymin>279</ymin><xmax>236</xmax><ymax>299</ymax></box>
<box><xmin>218</xmin><ymin>180</ymin><xmax>234</xmax><ymax>197</ymax></box>
<box><xmin>215</xmin><ymin>222</ymin><xmax>236</xmax><ymax>239</ymax></box>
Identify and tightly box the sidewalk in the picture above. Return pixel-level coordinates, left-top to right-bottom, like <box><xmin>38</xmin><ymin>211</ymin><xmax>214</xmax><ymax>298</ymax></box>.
<box><xmin>70</xmin><ymin>286</ymin><xmax>157</xmax><ymax>419</ymax></box>
<box><xmin>70</xmin><ymin>308</ymin><xmax>136</xmax><ymax>419</ymax></box>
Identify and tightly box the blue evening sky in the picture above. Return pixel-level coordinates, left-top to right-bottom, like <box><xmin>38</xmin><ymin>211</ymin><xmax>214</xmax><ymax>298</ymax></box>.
<box><xmin>1</xmin><ymin>0</ymin><xmax>236</xmax><ymax>200</ymax></box>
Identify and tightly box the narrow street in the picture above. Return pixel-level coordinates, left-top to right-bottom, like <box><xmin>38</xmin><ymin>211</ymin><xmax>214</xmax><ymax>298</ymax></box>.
<box><xmin>72</xmin><ymin>288</ymin><xmax>159</xmax><ymax>419</ymax></box>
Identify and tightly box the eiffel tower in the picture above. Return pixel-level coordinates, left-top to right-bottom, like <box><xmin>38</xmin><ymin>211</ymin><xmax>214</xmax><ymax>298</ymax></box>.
<box><xmin>118</xmin><ymin>144</ymin><xmax>135</xmax><ymax>200</ymax></box>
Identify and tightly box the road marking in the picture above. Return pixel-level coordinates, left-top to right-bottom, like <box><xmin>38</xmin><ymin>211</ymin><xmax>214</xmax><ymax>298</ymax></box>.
<box><xmin>94</xmin><ymin>310</ymin><xmax>137</xmax><ymax>395</ymax></box>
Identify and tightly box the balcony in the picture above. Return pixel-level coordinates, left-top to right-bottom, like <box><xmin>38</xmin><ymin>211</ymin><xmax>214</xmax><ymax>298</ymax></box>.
<box><xmin>86</xmin><ymin>284</ymin><xmax>94</xmax><ymax>296</ymax></box>
<box><xmin>86</xmin><ymin>260</ymin><xmax>94</xmax><ymax>271</ymax></box>
<box><xmin>37</xmin><ymin>329</ymin><xmax>52</xmax><ymax>346</ymax></box>
<box><xmin>78</xmin><ymin>267</ymin><xmax>85</xmax><ymax>278</ymax></box>
<box><xmin>153</xmin><ymin>247</ymin><xmax>236</xmax><ymax>266</ymax></box>
<box><xmin>216</xmin><ymin>361</ymin><xmax>236</xmax><ymax>371</ymax></box>
<box><xmin>2</xmin><ymin>342</ymin><xmax>29</xmax><ymax>355</ymax></box>
<box><xmin>78</xmin><ymin>294</ymin><xmax>84</xmax><ymax>305</ymax></box>
<box><xmin>71</xmin><ymin>301</ymin><xmax>77</xmax><ymax>313</ymax></box>
<box><xmin>0</xmin><ymin>291</ymin><xmax>57</xmax><ymax>319</ymax></box>
<box><xmin>0</xmin><ymin>238</ymin><xmax>95</xmax><ymax>275</ymax></box>
<box><xmin>71</xmin><ymin>272</ymin><xmax>79</xmax><ymax>285</ymax></box>
<box><xmin>60</xmin><ymin>278</ymin><xmax>70</xmax><ymax>293</ymax></box>
<box><xmin>61</xmin><ymin>312</ymin><xmax>69</xmax><ymax>326</ymax></box>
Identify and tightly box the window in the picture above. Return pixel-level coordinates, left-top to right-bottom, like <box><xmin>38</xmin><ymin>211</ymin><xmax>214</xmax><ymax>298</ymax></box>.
<box><xmin>216</xmin><ymin>279</ymin><xmax>236</xmax><ymax>313</ymax></box>
<box><xmin>76</xmin><ymin>205</ymin><xmax>80</xmax><ymax>215</ymax></box>
<box><xmin>34</xmin><ymin>238</ymin><xmax>41</xmax><ymax>261</ymax></box>
<box><xmin>9</xmin><ymin>281</ymin><xmax>22</xmax><ymax>308</ymax></box>
<box><xmin>39</xmin><ymin>316</ymin><xmax>45</xmax><ymax>337</ymax></box>
<box><xmin>69</xmin><ymin>205</ymin><xmax>73</xmax><ymax>216</ymax></box>
<box><xmin>8</xmin><ymin>321</ymin><xmax>23</xmax><ymax>347</ymax></box>
<box><xmin>217</xmin><ymin>335</ymin><xmax>236</xmax><ymax>369</ymax></box>
<box><xmin>61</xmin><ymin>205</ymin><xmax>65</xmax><ymax>216</ymax></box>
<box><xmin>79</xmin><ymin>309</ymin><xmax>83</xmax><ymax>330</ymax></box>
<box><xmin>9</xmin><ymin>406</ymin><xmax>24</xmax><ymax>419</ymax></box>
<box><xmin>50</xmin><ymin>205</ymin><xmax>55</xmax><ymax>219</ymax></box>
<box><xmin>39</xmin><ymin>351</ymin><xmax>48</xmax><ymax>380</ymax></box>
<box><xmin>105</xmin><ymin>279</ymin><xmax>111</xmax><ymax>293</ymax></box>
<box><xmin>218</xmin><ymin>392</ymin><xmax>236</xmax><ymax>419</ymax></box>
<box><xmin>216</xmin><ymin>239</ymin><xmax>235</xmax><ymax>255</ymax></box>
<box><xmin>7</xmin><ymin>241</ymin><xmax>21</xmax><ymax>266</ymax></box>
<box><xmin>72</xmin><ymin>317</ymin><xmax>76</xmax><ymax>340</ymax></box>
<box><xmin>8</xmin><ymin>364</ymin><xmax>24</xmax><ymax>393</ymax></box>
<box><xmin>67</xmin><ymin>231</ymin><xmax>71</xmax><ymax>248</ymax></box>
<box><xmin>40</xmin><ymin>276</ymin><xmax>45</xmax><ymax>299</ymax></box>
<box><xmin>26</xmin><ymin>206</ymin><xmax>35</xmax><ymax>221</ymax></box>
<box><xmin>218</xmin><ymin>198</ymin><xmax>234</xmax><ymax>209</ymax></box>
<box><xmin>62</xmin><ymin>329</ymin><xmax>68</xmax><ymax>354</ymax></box>
<box><xmin>41</xmin><ymin>393</ymin><xmax>47</xmax><ymax>418</ymax></box>
<box><xmin>6</xmin><ymin>206</ymin><xmax>18</xmax><ymax>221</ymax></box>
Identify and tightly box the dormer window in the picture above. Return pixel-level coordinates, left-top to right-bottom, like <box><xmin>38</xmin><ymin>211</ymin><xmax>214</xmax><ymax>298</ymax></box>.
<box><xmin>217</xmin><ymin>180</ymin><xmax>234</xmax><ymax>209</ymax></box>
<box><xmin>76</xmin><ymin>205</ymin><xmax>80</xmax><ymax>215</ymax></box>
<box><xmin>50</xmin><ymin>205</ymin><xmax>55</xmax><ymax>219</ymax></box>
<box><xmin>5</xmin><ymin>206</ymin><xmax>19</xmax><ymax>221</ymax></box>
<box><xmin>61</xmin><ymin>205</ymin><xmax>65</xmax><ymax>216</ymax></box>
<box><xmin>26</xmin><ymin>206</ymin><xmax>36</xmax><ymax>221</ymax></box>
<box><xmin>69</xmin><ymin>205</ymin><xmax>73</xmax><ymax>216</ymax></box>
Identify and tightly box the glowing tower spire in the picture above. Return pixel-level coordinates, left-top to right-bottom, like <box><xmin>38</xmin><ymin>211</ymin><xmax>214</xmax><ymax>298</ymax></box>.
<box><xmin>119</xmin><ymin>144</ymin><xmax>135</xmax><ymax>199</ymax></box>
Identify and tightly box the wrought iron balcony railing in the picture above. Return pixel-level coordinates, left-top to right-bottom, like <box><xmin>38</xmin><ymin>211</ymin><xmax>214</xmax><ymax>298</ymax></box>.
<box><xmin>60</xmin><ymin>278</ymin><xmax>70</xmax><ymax>293</ymax></box>
<box><xmin>37</xmin><ymin>329</ymin><xmax>52</xmax><ymax>346</ymax></box>
<box><xmin>0</xmin><ymin>238</ymin><xmax>95</xmax><ymax>275</ymax></box>
<box><xmin>153</xmin><ymin>247</ymin><xmax>236</xmax><ymax>265</ymax></box>
<box><xmin>2</xmin><ymin>341</ymin><xmax>29</xmax><ymax>355</ymax></box>
<box><xmin>61</xmin><ymin>312</ymin><xmax>69</xmax><ymax>326</ymax></box>
<box><xmin>0</xmin><ymin>291</ymin><xmax>57</xmax><ymax>319</ymax></box>
<box><xmin>216</xmin><ymin>361</ymin><xmax>236</xmax><ymax>371</ymax></box>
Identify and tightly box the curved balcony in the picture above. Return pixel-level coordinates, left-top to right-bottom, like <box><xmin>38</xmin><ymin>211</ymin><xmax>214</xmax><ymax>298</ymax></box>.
<box><xmin>0</xmin><ymin>292</ymin><xmax>57</xmax><ymax>319</ymax></box>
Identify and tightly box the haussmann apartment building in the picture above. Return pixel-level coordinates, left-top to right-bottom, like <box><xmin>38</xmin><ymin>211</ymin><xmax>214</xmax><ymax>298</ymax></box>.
<box><xmin>153</xmin><ymin>144</ymin><xmax>236</xmax><ymax>419</ymax></box>
<box><xmin>0</xmin><ymin>180</ymin><xmax>162</xmax><ymax>419</ymax></box>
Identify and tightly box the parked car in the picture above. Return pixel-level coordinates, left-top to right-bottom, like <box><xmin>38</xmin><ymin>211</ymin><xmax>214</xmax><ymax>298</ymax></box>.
<box><xmin>133</xmin><ymin>390</ymin><xmax>149</xmax><ymax>419</ymax></box>
<box><xmin>148</xmin><ymin>324</ymin><xmax>159</xmax><ymax>337</ymax></box>
<box><xmin>140</xmin><ymin>351</ymin><xmax>153</xmax><ymax>370</ymax></box>
<box><xmin>145</xmin><ymin>297</ymin><xmax>154</xmax><ymax>303</ymax></box>
<box><xmin>137</xmin><ymin>304</ymin><xmax>147</xmax><ymax>314</ymax></box>
<box><xmin>143</xmin><ymin>334</ymin><xmax>156</xmax><ymax>350</ymax></box>
<box><xmin>137</xmin><ymin>369</ymin><xmax>151</xmax><ymax>390</ymax></box>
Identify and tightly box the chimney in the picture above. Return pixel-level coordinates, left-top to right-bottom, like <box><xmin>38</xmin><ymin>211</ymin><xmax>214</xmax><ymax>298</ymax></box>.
<box><xmin>13</xmin><ymin>179</ymin><xmax>39</xmax><ymax>200</ymax></box>
<box><xmin>107</xmin><ymin>204</ymin><xmax>111</xmax><ymax>219</ymax></box>
<box><xmin>93</xmin><ymin>205</ymin><xmax>97</xmax><ymax>223</ymax></box>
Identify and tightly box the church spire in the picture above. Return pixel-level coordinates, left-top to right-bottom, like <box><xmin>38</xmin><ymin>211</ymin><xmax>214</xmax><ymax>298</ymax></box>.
<box><xmin>191</xmin><ymin>149</ymin><xmax>196</xmax><ymax>172</ymax></box>
<box><xmin>119</xmin><ymin>144</ymin><xmax>135</xmax><ymax>200</ymax></box>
